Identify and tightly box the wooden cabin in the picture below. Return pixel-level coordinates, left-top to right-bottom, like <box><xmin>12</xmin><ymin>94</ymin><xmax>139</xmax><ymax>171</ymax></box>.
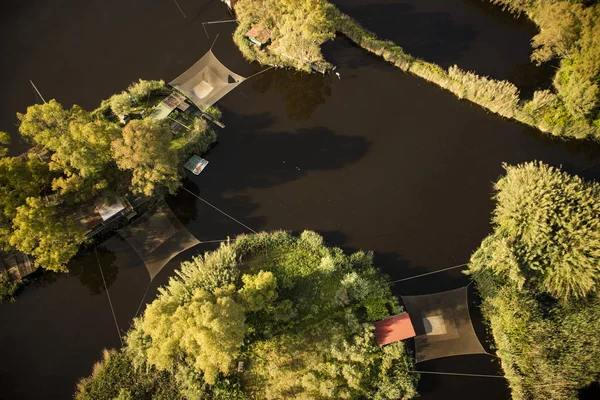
<box><xmin>246</xmin><ymin>24</ymin><xmax>271</xmax><ymax>48</ymax></box>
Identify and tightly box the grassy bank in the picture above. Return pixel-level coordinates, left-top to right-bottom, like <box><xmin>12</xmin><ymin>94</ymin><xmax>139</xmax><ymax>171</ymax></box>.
<box><xmin>327</xmin><ymin>5</ymin><xmax>599</xmax><ymax>140</ymax></box>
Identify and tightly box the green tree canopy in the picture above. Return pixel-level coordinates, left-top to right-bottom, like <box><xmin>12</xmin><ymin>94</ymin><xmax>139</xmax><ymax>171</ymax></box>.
<box><xmin>17</xmin><ymin>100</ymin><xmax>71</xmax><ymax>149</ymax></box>
<box><xmin>119</xmin><ymin>231</ymin><xmax>417</xmax><ymax>400</ymax></box>
<box><xmin>468</xmin><ymin>162</ymin><xmax>600</xmax><ymax>399</ymax></box>
<box><xmin>111</xmin><ymin>118</ymin><xmax>179</xmax><ymax>196</ymax></box>
<box><xmin>0</xmin><ymin>156</ymin><xmax>50</xmax><ymax>249</ymax></box>
<box><xmin>109</xmin><ymin>92</ymin><xmax>132</xmax><ymax>117</ymax></box>
<box><xmin>0</xmin><ymin>131</ymin><xmax>9</xmax><ymax>157</ymax></box>
<box><xmin>235</xmin><ymin>0</ymin><xmax>335</xmax><ymax>64</ymax></box>
<box><xmin>479</xmin><ymin>161</ymin><xmax>600</xmax><ymax>300</ymax></box>
<box><xmin>127</xmin><ymin>79</ymin><xmax>166</xmax><ymax>104</ymax></box>
<box><xmin>9</xmin><ymin>197</ymin><xmax>86</xmax><ymax>272</ymax></box>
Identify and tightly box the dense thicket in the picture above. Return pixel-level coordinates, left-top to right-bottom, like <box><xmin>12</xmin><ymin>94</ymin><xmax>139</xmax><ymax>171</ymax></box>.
<box><xmin>75</xmin><ymin>349</ymin><xmax>182</xmax><ymax>400</ymax></box>
<box><xmin>77</xmin><ymin>231</ymin><xmax>419</xmax><ymax>400</ymax></box>
<box><xmin>492</xmin><ymin>0</ymin><xmax>600</xmax><ymax>120</ymax></box>
<box><xmin>0</xmin><ymin>80</ymin><xmax>216</xmax><ymax>273</ymax></box>
<box><xmin>468</xmin><ymin>162</ymin><xmax>600</xmax><ymax>399</ymax></box>
<box><xmin>234</xmin><ymin>0</ymin><xmax>335</xmax><ymax>70</ymax></box>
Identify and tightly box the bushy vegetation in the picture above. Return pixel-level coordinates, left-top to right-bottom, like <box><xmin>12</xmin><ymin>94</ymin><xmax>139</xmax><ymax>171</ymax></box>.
<box><xmin>75</xmin><ymin>349</ymin><xmax>182</xmax><ymax>400</ymax></box>
<box><xmin>467</xmin><ymin>162</ymin><xmax>600</xmax><ymax>399</ymax></box>
<box><xmin>0</xmin><ymin>270</ymin><xmax>19</xmax><ymax>302</ymax></box>
<box><xmin>234</xmin><ymin>0</ymin><xmax>335</xmax><ymax>71</ymax></box>
<box><xmin>328</xmin><ymin>4</ymin><xmax>600</xmax><ymax>140</ymax></box>
<box><xmin>0</xmin><ymin>80</ymin><xmax>216</xmax><ymax>273</ymax></box>
<box><xmin>78</xmin><ymin>231</ymin><xmax>419</xmax><ymax>399</ymax></box>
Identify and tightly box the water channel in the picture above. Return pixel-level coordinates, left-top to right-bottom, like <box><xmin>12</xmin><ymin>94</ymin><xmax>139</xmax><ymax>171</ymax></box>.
<box><xmin>1</xmin><ymin>0</ymin><xmax>599</xmax><ymax>399</ymax></box>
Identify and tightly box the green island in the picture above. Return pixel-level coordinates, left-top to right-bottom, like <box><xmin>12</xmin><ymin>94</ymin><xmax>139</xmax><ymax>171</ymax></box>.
<box><xmin>233</xmin><ymin>0</ymin><xmax>600</xmax><ymax>139</ymax></box>
<box><xmin>467</xmin><ymin>162</ymin><xmax>600</xmax><ymax>399</ymax></box>
<box><xmin>75</xmin><ymin>231</ymin><xmax>418</xmax><ymax>400</ymax></box>
<box><xmin>0</xmin><ymin>79</ymin><xmax>217</xmax><ymax>298</ymax></box>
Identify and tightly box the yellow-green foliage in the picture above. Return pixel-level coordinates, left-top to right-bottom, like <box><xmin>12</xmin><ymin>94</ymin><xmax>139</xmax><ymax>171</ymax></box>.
<box><xmin>468</xmin><ymin>162</ymin><xmax>600</xmax><ymax>400</ymax></box>
<box><xmin>123</xmin><ymin>231</ymin><xmax>418</xmax><ymax>399</ymax></box>
<box><xmin>234</xmin><ymin>0</ymin><xmax>335</xmax><ymax>70</ymax></box>
<box><xmin>75</xmin><ymin>349</ymin><xmax>181</xmax><ymax>400</ymax></box>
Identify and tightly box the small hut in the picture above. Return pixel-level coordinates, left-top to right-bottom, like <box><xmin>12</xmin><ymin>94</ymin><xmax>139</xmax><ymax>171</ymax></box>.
<box><xmin>374</xmin><ymin>312</ymin><xmax>416</xmax><ymax>346</ymax></box>
<box><xmin>246</xmin><ymin>24</ymin><xmax>271</xmax><ymax>47</ymax></box>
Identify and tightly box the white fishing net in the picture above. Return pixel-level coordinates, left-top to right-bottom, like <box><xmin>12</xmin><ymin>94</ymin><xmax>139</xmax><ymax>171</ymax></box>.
<box><xmin>169</xmin><ymin>50</ymin><xmax>246</xmax><ymax>111</ymax></box>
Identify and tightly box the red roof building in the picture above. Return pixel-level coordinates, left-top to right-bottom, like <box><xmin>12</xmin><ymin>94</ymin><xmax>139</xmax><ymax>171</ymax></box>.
<box><xmin>374</xmin><ymin>312</ymin><xmax>416</xmax><ymax>346</ymax></box>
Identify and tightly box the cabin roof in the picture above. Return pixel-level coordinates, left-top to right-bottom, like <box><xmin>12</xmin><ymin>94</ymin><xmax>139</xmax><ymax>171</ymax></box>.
<box><xmin>374</xmin><ymin>312</ymin><xmax>416</xmax><ymax>346</ymax></box>
<box><xmin>246</xmin><ymin>24</ymin><xmax>271</xmax><ymax>44</ymax></box>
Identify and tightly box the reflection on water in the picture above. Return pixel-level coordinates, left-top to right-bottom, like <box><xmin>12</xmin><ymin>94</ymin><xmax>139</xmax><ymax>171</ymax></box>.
<box><xmin>68</xmin><ymin>246</ymin><xmax>118</xmax><ymax>295</ymax></box>
<box><xmin>251</xmin><ymin>68</ymin><xmax>332</xmax><ymax>120</ymax></box>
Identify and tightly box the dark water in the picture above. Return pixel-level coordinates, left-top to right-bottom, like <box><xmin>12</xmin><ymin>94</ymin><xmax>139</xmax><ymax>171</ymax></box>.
<box><xmin>1</xmin><ymin>1</ymin><xmax>600</xmax><ymax>399</ymax></box>
<box><xmin>331</xmin><ymin>0</ymin><xmax>556</xmax><ymax>97</ymax></box>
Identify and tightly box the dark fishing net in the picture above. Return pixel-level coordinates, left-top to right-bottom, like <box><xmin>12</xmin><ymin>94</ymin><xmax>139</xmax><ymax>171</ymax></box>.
<box><xmin>401</xmin><ymin>286</ymin><xmax>486</xmax><ymax>363</ymax></box>
<box><xmin>119</xmin><ymin>201</ymin><xmax>199</xmax><ymax>280</ymax></box>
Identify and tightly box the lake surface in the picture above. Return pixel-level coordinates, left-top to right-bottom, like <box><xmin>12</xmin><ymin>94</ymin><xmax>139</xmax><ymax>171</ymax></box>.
<box><xmin>1</xmin><ymin>0</ymin><xmax>599</xmax><ymax>399</ymax></box>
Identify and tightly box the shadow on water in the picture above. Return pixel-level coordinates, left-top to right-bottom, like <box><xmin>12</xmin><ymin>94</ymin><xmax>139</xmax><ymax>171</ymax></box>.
<box><xmin>251</xmin><ymin>69</ymin><xmax>333</xmax><ymax>120</ymax></box>
<box><xmin>68</xmin><ymin>246</ymin><xmax>118</xmax><ymax>295</ymax></box>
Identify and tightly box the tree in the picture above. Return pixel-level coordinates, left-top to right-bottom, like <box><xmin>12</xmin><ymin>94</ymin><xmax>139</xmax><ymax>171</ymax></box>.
<box><xmin>468</xmin><ymin>161</ymin><xmax>600</xmax><ymax>400</ymax></box>
<box><xmin>238</xmin><ymin>271</ymin><xmax>278</xmax><ymax>311</ymax></box>
<box><xmin>75</xmin><ymin>349</ymin><xmax>181</xmax><ymax>400</ymax></box>
<box><xmin>9</xmin><ymin>197</ymin><xmax>86</xmax><ymax>272</ymax></box>
<box><xmin>17</xmin><ymin>100</ymin><xmax>71</xmax><ymax>149</ymax></box>
<box><xmin>235</xmin><ymin>0</ymin><xmax>335</xmax><ymax>64</ymax></box>
<box><xmin>127</xmin><ymin>79</ymin><xmax>166</xmax><ymax>104</ymax></box>
<box><xmin>0</xmin><ymin>156</ymin><xmax>50</xmax><ymax>249</ymax></box>
<box><xmin>109</xmin><ymin>92</ymin><xmax>132</xmax><ymax>117</ymax></box>
<box><xmin>49</xmin><ymin>117</ymin><xmax>120</xmax><ymax>197</ymax></box>
<box><xmin>128</xmin><ymin>285</ymin><xmax>247</xmax><ymax>385</ymax></box>
<box><xmin>531</xmin><ymin>2</ymin><xmax>584</xmax><ymax>63</ymax></box>
<box><xmin>0</xmin><ymin>131</ymin><xmax>9</xmax><ymax>157</ymax></box>
<box><xmin>486</xmin><ymin>162</ymin><xmax>600</xmax><ymax>300</ymax></box>
<box><xmin>111</xmin><ymin>118</ymin><xmax>179</xmax><ymax>196</ymax></box>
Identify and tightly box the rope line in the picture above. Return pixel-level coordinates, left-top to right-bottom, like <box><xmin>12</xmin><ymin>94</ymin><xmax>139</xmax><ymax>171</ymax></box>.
<box><xmin>203</xmin><ymin>19</ymin><xmax>237</xmax><ymax>25</ymax></box>
<box><xmin>95</xmin><ymin>247</ymin><xmax>124</xmax><ymax>346</ymax></box>
<box><xmin>182</xmin><ymin>187</ymin><xmax>257</xmax><ymax>233</ymax></box>
<box><xmin>245</xmin><ymin>66</ymin><xmax>275</xmax><ymax>81</ymax></box>
<box><xmin>388</xmin><ymin>263</ymin><xmax>468</xmax><ymax>284</ymax></box>
<box><xmin>210</xmin><ymin>34</ymin><xmax>219</xmax><ymax>51</ymax></box>
<box><xmin>409</xmin><ymin>370</ymin><xmax>505</xmax><ymax>379</ymax></box>
<box><xmin>172</xmin><ymin>0</ymin><xmax>187</xmax><ymax>18</ymax></box>
<box><xmin>133</xmin><ymin>280</ymin><xmax>153</xmax><ymax>321</ymax></box>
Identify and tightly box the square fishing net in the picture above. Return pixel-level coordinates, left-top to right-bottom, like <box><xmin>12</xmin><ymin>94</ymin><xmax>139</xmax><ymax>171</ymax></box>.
<box><xmin>169</xmin><ymin>50</ymin><xmax>246</xmax><ymax>111</ymax></box>
<box><xmin>119</xmin><ymin>201</ymin><xmax>199</xmax><ymax>280</ymax></box>
<box><xmin>401</xmin><ymin>286</ymin><xmax>486</xmax><ymax>363</ymax></box>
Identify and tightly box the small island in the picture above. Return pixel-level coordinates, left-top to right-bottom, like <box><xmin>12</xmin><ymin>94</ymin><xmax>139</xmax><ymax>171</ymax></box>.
<box><xmin>75</xmin><ymin>231</ymin><xmax>419</xmax><ymax>400</ymax></box>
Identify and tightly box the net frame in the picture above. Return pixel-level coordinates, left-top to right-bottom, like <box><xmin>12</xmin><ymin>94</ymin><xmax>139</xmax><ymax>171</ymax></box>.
<box><xmin>401</xmin><ymin>286</ymin><xmax>486</xmax><ymax>363</ymax></box>
<box><xmin>169</xmin><ymin>50</ymin><xmax>246</xmax><ymax>111</ymax></box>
